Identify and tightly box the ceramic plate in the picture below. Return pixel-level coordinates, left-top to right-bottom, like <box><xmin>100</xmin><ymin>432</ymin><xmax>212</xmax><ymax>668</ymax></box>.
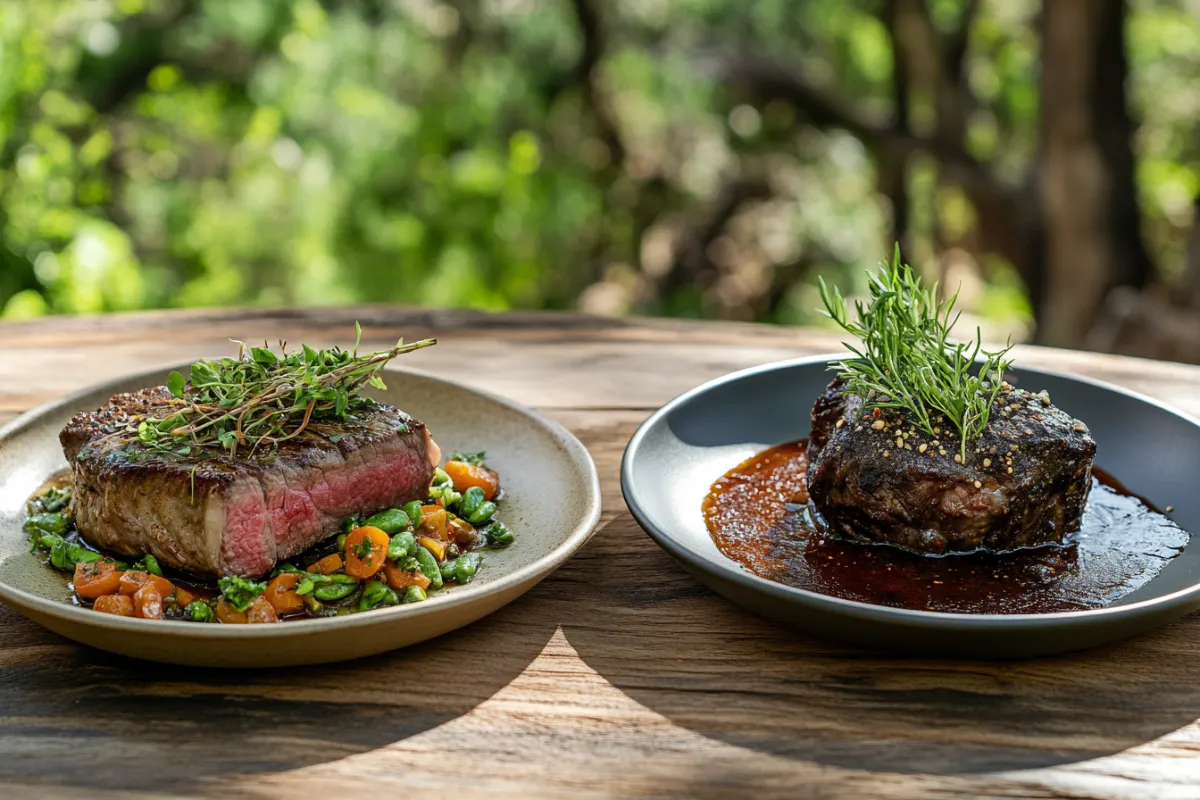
<box><xmin>622</xmin><ymin>355</ymin><xmax>1200</xmax><ymax>658</ymax></box>
<box><xmin>0</xmin><ymin>364</ymin><xmax>600</xmax><ymax>668</ymax></box>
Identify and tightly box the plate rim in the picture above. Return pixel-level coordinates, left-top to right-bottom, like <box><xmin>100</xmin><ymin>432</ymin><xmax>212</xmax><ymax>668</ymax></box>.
<box><xmin>0</xmin><ymin>360</ymin><xmax>602</xmax><ymax>638</ymax></box>
<box><xmin>621</xmin><ymin>352</ymin><xmax>1200</xmax><ymax>630</ymax></box>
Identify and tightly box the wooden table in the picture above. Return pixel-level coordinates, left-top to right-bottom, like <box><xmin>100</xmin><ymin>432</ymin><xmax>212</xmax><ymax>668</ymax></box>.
<box><xmin>3</xmin><ymin>308</ymin><xmax>1200</xmax><ymax>800</ymax></box>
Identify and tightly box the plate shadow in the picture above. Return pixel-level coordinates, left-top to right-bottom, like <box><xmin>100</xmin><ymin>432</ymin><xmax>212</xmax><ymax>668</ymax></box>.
<box><xmin>0</xmin><ymin>602</ymin><xmax>556</xmax><ymax>792</ymax></box>
<box><xmin>559</xmin><ymin>516</ymin><xmax>1200</xmax><ymax>775</ymax></box>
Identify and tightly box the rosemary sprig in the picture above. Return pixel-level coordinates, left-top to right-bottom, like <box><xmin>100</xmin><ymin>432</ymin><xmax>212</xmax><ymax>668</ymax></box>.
<box><xmin>137</xmin><ymin>323</ymin><xmax>436</xmax><ymax>457</ymax></box>
<box><xmin>818</xmin><ymin>246</ymin><xmax>1014</xmax><ymax>461</ymax></box>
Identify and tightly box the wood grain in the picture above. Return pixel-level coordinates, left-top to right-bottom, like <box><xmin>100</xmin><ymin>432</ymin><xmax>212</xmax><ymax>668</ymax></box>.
<box><xmin>2</xmin><ymin>307</ymin><xmax>1200</xmax><ymax>799</ymax></box>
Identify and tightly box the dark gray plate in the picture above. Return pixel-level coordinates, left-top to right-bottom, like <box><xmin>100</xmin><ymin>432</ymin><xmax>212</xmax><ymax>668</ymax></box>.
<box><xmin>621</xmin><ymin>355</ymin><xmax>1200</xmax><ymax>658</ymax></box>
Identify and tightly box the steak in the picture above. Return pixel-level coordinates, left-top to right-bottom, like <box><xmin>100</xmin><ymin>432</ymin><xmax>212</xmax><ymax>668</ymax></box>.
<box><xmin>806</xmin><ymin>378</ymin><xmax>1096</xmax><ymax>555</ymax></box>
<box><xmin>61</xmin><ymin>387</ymin><xmax>439</xmax><ymax>578</ymax></box>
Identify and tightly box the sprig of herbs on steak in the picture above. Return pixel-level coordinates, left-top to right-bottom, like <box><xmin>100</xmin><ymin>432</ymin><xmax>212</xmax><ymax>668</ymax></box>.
<box><xmin>818</xmin><ymin>246</ymin><xmax>1013</xmax><ymax>461</ymax></box>
<box><xmin>137</xmin><ymin>323</ymin><xmax>436</xmax><ymax>457</ymax></box>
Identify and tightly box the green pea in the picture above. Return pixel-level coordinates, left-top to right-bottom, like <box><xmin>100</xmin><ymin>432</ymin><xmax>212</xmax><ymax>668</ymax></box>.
<box><xmin>314</xmin><ymin>580</ymin><xmax>358</xmax><ymax>602</ymax></box>
<box><xmin>402</xmin><ymin>586</ymin><xmax>427</xmax><ymax>603</ymax></box>
<box><xmin>187</xmin><ymin>601</ymin><xmax>214</xmax><ymax>623</ymax></box>
<box><xmin>341</xmin><ymin>515</ymin><xmax>362</xmax><ymax>534</ymax></box>
<box><xmin>25</xmin><ymin>513</ymin><xmax>69</xmax><ymax>535</ymax></box>
<box><xmin>484</xmin><ymin>521</ymin><xmax>513</xmax><ymax>546</ymax></box>
<box><xmin>358</xmin><ymin>580</ymin><xmax>399</xmax><ymax>612</ymax></box>
<box><xmin>402</xmin><ymin>500</ymin><xmax>423</xmax><ymax>524</ymax></box>
<box><xmin>387</xmin><ymin>531</ymin><xmax>416</xmax><ymax>561</ymax></box>
<box><xmin>466</xmin><ymin>501</ymin><xmax>497</xmax><ymax>525</ymax></box>
<box><xmin>414</xmin><ymin>545</ymin><xmax>443</xmax><ymax>590</ymax></box>
<box><xmin>459</xmin><ymin>486</ymin><xmax>485</xmax><ymax>519</ymax></box>
<box><xmin>365</xmin><ymin>508</ymin><xmax>410</xmax><ymax>534</ymax></box>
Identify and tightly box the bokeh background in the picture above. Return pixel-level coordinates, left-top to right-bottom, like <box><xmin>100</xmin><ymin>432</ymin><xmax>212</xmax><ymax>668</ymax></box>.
<box><xmin>2</xmin><ymin>0</ymin><xmax>1198</xmax><ymax>361</ymax></box>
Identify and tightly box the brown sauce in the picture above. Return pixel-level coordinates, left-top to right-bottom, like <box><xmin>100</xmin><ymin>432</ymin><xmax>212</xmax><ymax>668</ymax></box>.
<box><xmin>702</xmin><ymin>440</ymin><xmax>1189</xmax><ymax>614</ymax></box>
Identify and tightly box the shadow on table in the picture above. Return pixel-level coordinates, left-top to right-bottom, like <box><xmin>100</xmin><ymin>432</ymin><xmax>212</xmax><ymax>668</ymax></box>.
<box><xmin>559</xmin><ymin>516</ymin><xmax>1200</xmax><ymax>775</ymax></box>
<box><xmin>0</xmin><ymin>603</ymin><xmax>556</xmax><ymax>792</ymax></box>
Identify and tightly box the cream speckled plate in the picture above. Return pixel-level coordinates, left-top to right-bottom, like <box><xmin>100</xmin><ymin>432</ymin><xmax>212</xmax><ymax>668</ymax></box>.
<box><xmin>0</xmin><ymin>364</ymin><xmax>600</xmax><ymax>667</ymax></box>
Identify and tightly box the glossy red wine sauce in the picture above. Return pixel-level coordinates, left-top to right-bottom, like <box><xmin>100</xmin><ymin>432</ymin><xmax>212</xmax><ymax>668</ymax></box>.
<box><xmin>702</xmin><ymin>440</ymin><xmax>1188</xmax><ymax>614</ymax></box>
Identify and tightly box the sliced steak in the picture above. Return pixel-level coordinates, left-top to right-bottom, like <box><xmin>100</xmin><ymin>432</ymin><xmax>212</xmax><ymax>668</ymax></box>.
<box><xmin>806</xmin><ymin>378</ymin><xmax>1096</xmax><ymax>555</ymax></box>
<box><xmin>61</xmin><ymin>387</ymin><xmax>438</xmax><ymax>578</ymax></box>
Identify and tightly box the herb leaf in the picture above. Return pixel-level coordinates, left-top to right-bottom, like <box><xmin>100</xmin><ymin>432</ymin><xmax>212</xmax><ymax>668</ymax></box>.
<box><xmin>217</xmin><ymin>576</ymin><xmax>267</xmax><ymax>612</ymax></box>
<box><xmin>818</xmin><ymin>245</ymin><xmax>1014</xmax><ymax>461</ymax></box>
<box><xmin>138</xmin><ymin>326</ymin><xmax>436</xmax><ymax>456</ymax></box>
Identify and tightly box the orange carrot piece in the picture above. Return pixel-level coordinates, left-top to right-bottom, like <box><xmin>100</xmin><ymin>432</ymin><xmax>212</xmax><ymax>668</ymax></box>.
<box><xmin>307</xmin><ymin>553</ymin><xmax>343</xmax><ymax>575</ymax></box>
<box><xmin>119</xmin><ymin>571</ymin><xmax>174</xmax><ymax>598</ymax></box>
<box><xmin>417</xmin><ymin>536</ymin><xmax>446</xmax><ymax>562</ymax></box>
<box><xmin>265</xmin><ymin>573</ymin><xmax>305</xmax><ymax>615</ymax></box>
<box><xmin>173</xmin><ymin>585</ymin><xmax>212</xmax><ymax>608</ymax></box>
<box><xmin>344</xmin><ymin>526</ymin><xmax>390</xmax><ymax>579</ymax></box>
<box><xmin>419</xmin><ymin>506</ymin><xmax>449</xmax><ymax>541</ymax></box>
<box><xmin>246</xmin><ymin>596</ymin><xmax>280</xmax><ymax>624</ymax></box>
<box><xmin>384</xmin><ymin>562</ymin><xmax>431</xmax><ymax>592</ymax></box>
<box><xmin>93</xmin><ymin>594</ymin><xmax>135</xmax><ymax>617</ymax></box>
<box><xmin>74</xmin><ymin>561</ymin><xmax>123</xmax><ymax>599</ymax></box>
<box><xmin>444</xmin><ymin>460</ymin><xmax>500</xmax><ymax>501</ymax></box>
<box><xmin>133</xmin><ymin>584</ymin><xmax>164</xmax><ymax>620</ymax></box>
<box><xmin>215</xmin><ymin>598</ymin><xmax>248</xmax><ymax>624</ymax></box>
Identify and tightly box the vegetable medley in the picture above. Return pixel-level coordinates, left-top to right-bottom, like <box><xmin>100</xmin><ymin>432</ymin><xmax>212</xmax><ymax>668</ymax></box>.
<box><xmin>25</xmin><ymin>451</ymin><xmax>511</xmax><ymax>623</ymax></box>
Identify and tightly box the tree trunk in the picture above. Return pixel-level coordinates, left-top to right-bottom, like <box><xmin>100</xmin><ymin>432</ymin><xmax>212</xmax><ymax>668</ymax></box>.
<box><xmin>1036</xmin><ymin>0</ymin><xmax>1153</xmax><ymax>348</ymax></box>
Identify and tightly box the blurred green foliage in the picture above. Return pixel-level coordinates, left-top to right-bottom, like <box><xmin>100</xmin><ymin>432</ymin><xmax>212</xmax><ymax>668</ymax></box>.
<box><xmin>0</xmin><ymin>0</ymin><xmax>1197</xmax><ymax>331</ymax></box>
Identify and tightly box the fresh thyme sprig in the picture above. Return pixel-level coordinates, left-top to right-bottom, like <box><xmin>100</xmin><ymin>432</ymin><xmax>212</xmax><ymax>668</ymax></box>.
<box><xmin>818</xmin><ymin>246</ymin><xmax>1014</xmax><ymax>461</ymax></box>
<box><xmin>137</xmin><ymin>323</ymin><xmax>436</xmax><ymax>457</ymax></box>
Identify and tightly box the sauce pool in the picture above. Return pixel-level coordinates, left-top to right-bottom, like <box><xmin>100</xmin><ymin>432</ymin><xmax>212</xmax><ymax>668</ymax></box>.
<box><xmin>702</xmin><ymin>440</ymin><xmax>1188</xmax><ymax>614</ymax></box>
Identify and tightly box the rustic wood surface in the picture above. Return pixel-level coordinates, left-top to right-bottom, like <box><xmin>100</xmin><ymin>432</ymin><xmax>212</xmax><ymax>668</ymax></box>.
<box><xmin>2</xmin><ymin>307</ymin><xmax>1200</xmax><ymax>800</ymax></box>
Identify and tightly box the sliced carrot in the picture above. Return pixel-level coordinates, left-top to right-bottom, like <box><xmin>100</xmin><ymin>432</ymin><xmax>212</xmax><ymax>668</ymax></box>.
<box><xmin>173</xmin><ymin>585</ymin><xmax>211</xmax><ymax>608</ymax></box>
<box><xmin>417</xmin><ymin>536</ymin><xmax>446</xmax><ymax>562</ymax></box>
<box><xmin>246</xmin><ymin>596</ymin><xmax>280</xmax><ymax>624</ymax></box>
<box><xmin>307</xmin><ymin>553</ymin><xmax>343</xmax><ymax>575</ymax></box>
<box><xmin>133</xmin><ymin>584</ymin><xmax>164</xmax><ymax>620</ymax></box>
<box><xmin>419</xmin><ymin>506</ymin><xmax>449</xmax><ymax>541</ymax></box>
<box><xmin>445</xmin><ymin>460</ymin><xmax>500</xmax><ymax>501</ymax></box>
<box><xmin>215</xmin><ymin>597</ymin><xmax>248</xmax><ymax>624</ymax></box>
<box><xmin>74</xmin><ymin>560</ymin><xmax>123</xmax><ymax>599</ymax></box>
<box><xmin>93</xmin><ymin>594</ymin><xmax>135</xmax><ymax>617</ymax></box>
<box><xmin>344</xmin><ymin>525</ymin><xmax>390</xmax><ymax>579</ymax></box>
<box><xmin>384</xmin><ymin>562</ymin><xmax>431</xmax><ymax>592</ymax></box>
<box><xmin>119</xmin><ymin>570</ymin><xmax>174</xmax><ymax>598</ymax></box>
<box><xmin>265</xmin><ymin>573</ymin><xmax>305</xmax><ymax>615</ymax></box>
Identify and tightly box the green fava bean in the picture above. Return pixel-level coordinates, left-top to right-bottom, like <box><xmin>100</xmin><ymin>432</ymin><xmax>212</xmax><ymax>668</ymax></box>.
<box><xmin>466</xmin><ymin>501</ymin><xmax>497</xmax><ymax>525</ymax></box>
<box><xmin>414</xmin><ymin>545</ymin><xmax>444</xmax><ymax>590</ymax></box>
<box><xmin>365</xmin><ymin>508</ymin><xmax>410</xmax><ymax>534</ymax></box>
<box><xmin>341</xmin><ymin>515</ymin><xmax>362</xmax><ymax>534</ymax></box>
<box><xmin>358</xmin><ymin>580</ymin><xmax>399</xmax><ymax>611</ymax></box>
<box><xmin>458</xmin><ymin>486</ymin><xmax>485</xmax><ymax>519</ymax></box>
<box><xmin>387</xmin><ymin>531</ymin><xmax>416</xmax><ymax>561</ymax></box>
<box><xmin>314</xmin><ymin>580</ymin><xmax>357</xmax><ymax>602</ymax></box>
<box><xmin>401</xmin><ymin>501</ymin><xmax>423</xmax><ymax>524</ymax></box>
<box><xmin>25</xmin><ymin>513</ymin><xmax>69</xmax><ymax>535</ymax></box>
<box><xmin>402</xmin><ymin>586</ymin><xmax>427</xmax><ymax>603</ymax></box>
<box><xmin>454</xmin><ymin>552</ymin><xmax>482</xmax><ymax>584</ymax></box>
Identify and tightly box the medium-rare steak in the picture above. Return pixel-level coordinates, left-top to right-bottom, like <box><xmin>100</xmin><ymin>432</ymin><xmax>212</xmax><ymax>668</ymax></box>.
<box><xmin>61</xmin><ymin>387</ymin><xmax>438</xmax><ymax>578</ymax></box>
<box><xmin>806</xmin><ymin>378</ymin><xmax>1096</xmax><ymax>555</ymax></box>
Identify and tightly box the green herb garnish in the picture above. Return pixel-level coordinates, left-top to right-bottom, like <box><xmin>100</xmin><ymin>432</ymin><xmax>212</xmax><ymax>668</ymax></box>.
<box><xmin>449</xmin><ymin>450</ymin><xmax>487</xmax><ymax>467</ymax></box>
<box><xmin>140</xmin><ymin>323</ymin><xmax>435</xmax><ymax>457</ymax></box>
<box><xmin>217</xmin><ymin>576</ymin><xmax>267</xmax><ymax>612</ymax></box>
<box><xmin>818</xmin><ymin>246</ymin><xmax>1014</xmax><ymax>461</ymax></box>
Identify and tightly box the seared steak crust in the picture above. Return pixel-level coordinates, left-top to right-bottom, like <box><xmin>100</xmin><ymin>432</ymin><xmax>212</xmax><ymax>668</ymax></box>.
<box><xmin>61</xmin><ymin>387</ymin><xmax>436</xmax><ymax>578</ymax></box>
<box><xmin>806</xmin><ymin>378</ymin><xmax>1096</xmax><ymax>555</ymax></box>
